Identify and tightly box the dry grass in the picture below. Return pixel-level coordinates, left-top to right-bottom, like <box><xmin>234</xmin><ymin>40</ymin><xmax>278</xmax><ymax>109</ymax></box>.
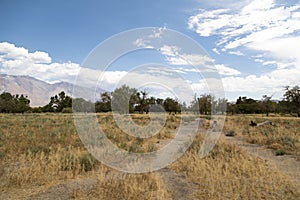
<box><xmin>0</xmin><ymin>113</ymin><xmax>174</xmax><ymax>199</ymax></box>
<box><xmin>171</xmin><ymin>135</ymin><xmax>300</xmax><ymax>199</ymax></box>
<box><xmin>223</xmin><ymin>115</ymin><xmax>300</xmax><ymax>155</ymax></box>
<box><xmin>97</xmin><ymin>113</ymin><xmax>181</xmax><ymax>153</ymax></box>
<box><xmin>0</xmin><ymin>113</ymin><xmax>299</xmax><ymax>199</ymax></box>
<box><xmin>72</xmin><ymin>172</ymin><xmax>170</xmax><ymax>200</ymax></box>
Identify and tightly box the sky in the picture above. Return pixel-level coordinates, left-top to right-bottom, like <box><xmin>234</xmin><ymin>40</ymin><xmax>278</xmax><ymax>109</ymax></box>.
<box><xmin>0</xmin><ymin>0</ymin><xmax>300</xmax><ymax>102</ymax></box>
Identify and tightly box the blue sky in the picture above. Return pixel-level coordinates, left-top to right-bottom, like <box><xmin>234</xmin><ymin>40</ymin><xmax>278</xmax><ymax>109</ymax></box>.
<box><xmin>1</xmin><ymin>0</ymin><xmax>300</xmax><ymax>102</ymax></box>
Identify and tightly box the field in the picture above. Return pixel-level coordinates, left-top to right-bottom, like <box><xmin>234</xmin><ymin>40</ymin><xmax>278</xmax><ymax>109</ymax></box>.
<box><xmin>0</xmin><ymin>113</ymin><xmax>299</xmax><ymax>199</ymax></box>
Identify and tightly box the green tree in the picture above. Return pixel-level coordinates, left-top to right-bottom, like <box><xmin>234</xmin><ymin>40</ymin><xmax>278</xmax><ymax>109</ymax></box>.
<box><xmin>198</xmin><ymin>94</ymin><xmax>212</xmax><ymax>115</ymax></box>
<box><xmin>72</xmin><ymin>98</ymin><xmax>94</xmax><ymax>112</ymax></box>
<box><xmin>95</xmin><ymin>92</ymin><xmax>112</xmax><ymax>112</ymax></box>
<box><xmin>261</xmin><ymin>95</ymin><xmax>273</xmax><ymax>116</ymax></box>
<box><xmin>283</xmin><ymin>86</ymin><xmax>300</xmax><ymax>117</ymax></box>
<box><xmin>235</xmin><ymin>96</ymin><xmax>259</xmax><ymax>114</ymax></box>
<box><xmin>163</xmin><ymin>97</ymin><xmax>181</xmax><ymax>114</ymax></box>
<box><xmin>0</xmin><ymin>92</ymin><xmax>15</xmax><ymax>113</ymax></box>
<box><xmin>0</xmin><ymin>92</ymin><xmax>31</xmax><ymax>113</ymax></box>
<box><xmin>135</xmin><ymin>90</ymin><xmax>150</xmax><ymax>114</ymax></box>
<box><xmin>111</xmin><ymin>85</ymin><xmax>137</xmax><ymax>114</ymax></box>
<box><xmin>216</xmin><ymin>98</ymin><xmax>227</xmax><ymax>115</ymax></box>
<box><xmin>189</xmin><ymin>94</ymin><xmax>199</xmax><ymax>114</ymax></box>
<box><xmin>16</xmin><ymin>94</ymin><xmax>31</xmax><ymax>113</ymax></box>
<box><xmin>43</xmin><ymin>91</ymin><xmax>72</xmax><ymax>112</ymax></box>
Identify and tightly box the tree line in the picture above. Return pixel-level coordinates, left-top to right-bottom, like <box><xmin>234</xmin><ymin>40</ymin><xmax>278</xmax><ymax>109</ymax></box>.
<box><xmin>227</xmin><ymin>86</ymin><xmax>300</xmax><ymax>117</ymax></box>
<box><xmin>0</xmin><ymin>85</ymin><xmax>300</xmax><ymax>117</ymax></box>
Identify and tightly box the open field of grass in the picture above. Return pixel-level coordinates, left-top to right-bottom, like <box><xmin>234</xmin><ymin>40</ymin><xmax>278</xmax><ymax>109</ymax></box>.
<box><xmin>223</xmin><ymin>115</ymin><xmax>300</xmax><ymax>156</ymax></box>
<box><xmin>0</xmin><ymin>113</ymin><xmax>299</xmax><ymax>199</ymax></box>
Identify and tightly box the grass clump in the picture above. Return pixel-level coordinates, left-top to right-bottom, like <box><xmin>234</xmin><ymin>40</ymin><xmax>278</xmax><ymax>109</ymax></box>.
<box><xmin>79</xmin><ymin>153</ymin><xmax>96</xmax><ymax>172</ymax></box>
<box><xmin>225</xmin><ymin>130</ymin><xmax>235</xmax><ymax>137</ymax></box>
<box><xmin>275</xmin><ymin>149</ymin><xmax>286</xmax><ymax>156</ymax></box>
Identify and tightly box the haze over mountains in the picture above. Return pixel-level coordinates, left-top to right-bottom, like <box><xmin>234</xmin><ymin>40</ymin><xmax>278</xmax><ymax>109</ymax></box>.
<box><xmin>0</xmin><ymin>74</ymin><xmax>100</xmax><ymax>107</ymax></box>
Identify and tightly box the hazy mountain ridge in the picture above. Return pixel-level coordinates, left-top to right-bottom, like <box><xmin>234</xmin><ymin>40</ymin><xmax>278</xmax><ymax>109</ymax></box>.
<box><xmin>0</xmin><ymin>74</ymin><xmax>99</xmax><ymax>107</ymax></box>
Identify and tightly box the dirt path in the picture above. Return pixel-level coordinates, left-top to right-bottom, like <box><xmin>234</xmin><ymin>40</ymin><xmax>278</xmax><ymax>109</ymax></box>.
<box><xmin>158</xmin><ymin>168</ymin><xmax>197</xmax><ymax>200</ymax></box>
<box><xmin>30</xmin><ymin>178</ymin><xmax>98</xmax><ymax>200</ymax></box>
<box><xmin>224</xmin><ymin>136</ymin><xmax>300</xmax><ymax>188</ymax></box>
<box><xmin>156</xmin><ymin>119</ymin><xmax>204</xmax><ymax>200</ymax></box>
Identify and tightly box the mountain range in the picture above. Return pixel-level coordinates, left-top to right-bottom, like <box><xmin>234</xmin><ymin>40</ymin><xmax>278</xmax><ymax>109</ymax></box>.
<box><xmin>0</xmin><ymin>74</ymin><xmax>101</xmax><ymax>107</ymax></box>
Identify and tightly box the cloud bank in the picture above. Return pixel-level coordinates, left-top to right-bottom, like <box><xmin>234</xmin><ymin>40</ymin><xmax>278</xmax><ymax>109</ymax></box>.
<box><xmin>188</xmin><ymin>0</ymin><xmax>300</xmax><ymax>99</ymax></box>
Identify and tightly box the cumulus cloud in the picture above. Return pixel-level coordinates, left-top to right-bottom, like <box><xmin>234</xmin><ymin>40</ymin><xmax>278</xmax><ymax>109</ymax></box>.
<box><xmin>0</xmin><ymin>42</ymin><xmax>215</xmax><ymax>103</ymax></box>
<box><xmin>0</xmin><ymin>42</ymin><xmax>79</xmax><ymax>83</ymax></box>
<box><xmin>188</xmin><ymin>0</ymin><xmax>300</xmax><ymax>99</ymax></box>
<box><xmin>188</xmin><ymin>0</ymin><xmax>300</xmax><ymax>65</ymax></box>
<box><xmin>158</xmin><ymin>45</ymin><xmax>241</xmax><ymax>76</ymax></box>
<box><xmin>215</xmin><ymin>64</ymin><xmax>241</xmax><ymax>76</ymax></box>
<box><xmin>228</xmin><ymin>51</ymin><xmax>244</xmax><ymax>56</ymax></box>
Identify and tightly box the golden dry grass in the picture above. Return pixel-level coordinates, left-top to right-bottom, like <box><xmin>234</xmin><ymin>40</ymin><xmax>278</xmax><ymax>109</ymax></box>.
<box><xmin>223</xmin><ymin>115</ymin><xmax>300</xmax><ymax>155</ymax></box>
<box><xmin>171</xmin><ymin>135</ymin><xmax>300</xmax><ymax>199</ymax></box>
<box><xmin>0</xmin><ymin>113</ymin><xmax>299</xmax><ymax>199</ymax></box>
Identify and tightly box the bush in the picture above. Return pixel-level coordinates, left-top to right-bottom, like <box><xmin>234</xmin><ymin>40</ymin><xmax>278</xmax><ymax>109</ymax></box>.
<box><xmin>60</xmin><ymin>153</ymin><xmax>76</xmax><ymax>171</ymax></box>
<box><xmin>62</xmin><ymin>107</ymin><xmax>73</xmax><ymax>113</ymax></box>
<box><xmin>275</xmin><ymin>149</ymin><xmax>286</xmax><ymax>156</ymax></box>
<box><xmin>79</xmin><ymin>153</ymin><xmax>96</xmax><ymax>172</ymax></box>
<box><xmin>30</xmin><ymin>145</ymin><xmax>51</xmax><ymax>155</ymax></box>
<box><xmin>280</xmin><ymin>136</ymin><xmax>297</xmax><ymax>148</ymax></box>
<box><xmin>225</xmin><ymin>130</ymin><xmax>235</xmax><ymax>137</ymax></box>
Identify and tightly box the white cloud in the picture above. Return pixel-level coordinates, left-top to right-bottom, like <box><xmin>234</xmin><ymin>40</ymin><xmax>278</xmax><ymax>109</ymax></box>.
<box><xmin>0</xmin><ymin>42</ymin><xmax>29</xmax><ymax>58</ymax></box>
<box><xmin>228</xmin><ymin>51</ymin><xmax>244</xmax><ymax>56</ymax></box>
<box><xmin>188</xmin><ymin>0</ymin><xmax>300</xmax><ymax>99</ymax></box>
<box><xmin>215</xmin><ymin>64</ymin><xmax>241</xmax><ymax>76</ymax></box>
<box><xmin>133</xmin><ymin>38</ymin><xmax>153</xmax><ymax>49</ymax></box>
<box><xmin>188</xmin><ymin>0</ymin><xmax>300</xmax><ymax>68</ymax></box>
<box><xmin>100</xmin><ymin>71</ymin><xmax>127</xmax><ymax>84</ymax></box>
<box><xmin>159</xmin><ymin>45</ymin><xmax>181</xmax><ymax>57</ymax></box>
<box><xmin>0</xmin><ymin>42</ymin><xmax>79</xmax><ymax>83</ymax></box>
<box><xmin>148</xmin><ymin>27</ymin><xmax>166</xmax><ymax>38</ymax></box>
<box><xmin>212</xmin><ymin>48</ymin><xmax>220</xmax><ymax>54</ymax></box>
<box><xmin>159</xmin><ymin>45</ymin><xmax>214</xmax><ymax>67</ymax></box>
<box><xmin>132</xmin><ymin>27</ymin><xmax>167</xmax><ymax>48</ymax></box>
<box><xmin>197</xmin><ymin>0</ymin><xmax>253</xmax><ymax>10</ymax></box>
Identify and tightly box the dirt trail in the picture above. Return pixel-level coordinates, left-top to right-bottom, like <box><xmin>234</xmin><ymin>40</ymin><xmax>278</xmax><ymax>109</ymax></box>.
<box><xmin>224</xmin><ymin>136</ymin><xmax>300</xmax><ymax>188</ymax></box>
<box><xmin>30</xmin><ymin>178</ymin><xmax>97</xmax><ymax>200</ymax></box>
<box><xmin>158</xmin><ymin>168</ymin><xmax>197</xmax><ymax>200</ymax></box>
<box><xmin>156</xmin><ymin>119</ymin><xmax>204</xmax><ymax>200</ymax></box>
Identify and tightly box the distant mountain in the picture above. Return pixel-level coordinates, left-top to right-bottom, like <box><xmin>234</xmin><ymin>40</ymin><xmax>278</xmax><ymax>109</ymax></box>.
<box><xmin>0</xmin><ymin>74</ymin><xmax>103</xmax><ymax>107</ymax></box>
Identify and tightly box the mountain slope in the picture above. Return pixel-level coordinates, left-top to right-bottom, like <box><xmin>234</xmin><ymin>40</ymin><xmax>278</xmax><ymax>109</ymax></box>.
<box><xmin>0</xmin><ymin>74</ymin><xmax>99</xmax><ymax>107</ymax></box>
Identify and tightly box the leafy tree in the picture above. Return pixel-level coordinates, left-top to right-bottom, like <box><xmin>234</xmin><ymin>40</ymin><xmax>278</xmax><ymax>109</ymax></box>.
<box><xmin>147</xmin><ymin>97</ymin><xmax>164</xmax><ymax>112</ymax></box>
<box><xmin>43</xmin><ymin>91</ymin><xmax>72</xmax><ymax>112</ymax></box>
<box><xmin>216</xmin><ymin>98</ymin><xmax>227</xmax><ymax>114</ymax></box>
<box><xmin>226</xmin><ymin>102</ymin><xmax>236</xmax><ymax>115</ymax></box>
<box><xmin>72</xmin><ymin>98</ymin><xmax>94</xmax><ymax>112</ymax></box>
<box><xmin>135</xmin><ymin>90</ymin><xmax>150</xmax><ymax>113</ymax></box>
<box><xmin>198</xmin><ymin>94</ymin><xmax>212</xmax><ymax>115</ymax></box>
<box><xmin>261</xmin><ymin>95</ymin><xmax>274</xmax><ymax>116</ymax></box>
<box><xmin>283</xmin><ymin>86</ymin><xmax>300</xmax><ymax>117</ymax></box>
<box><xmin>16</xmin><ymin>94</ymin><xmax>31</xmax><ymax>113</ymax></box>
<box><xmin>156</xmin><ymin>98</ymin><xmax>164</xmax><ymax>106</ymax></box>
<box><xmin>111</xmin><ymin>85</ymin><xmax>137</xmax><ymax>114</ymax></box>
<box><xmin>163</xmin><ymin>97</ymin><xmax>181</xmax><ymax>114</ymax></box>
<box><xmin>0</xmin><ymin>92</ymin><xmax>31</xmax><ymax>113</ymax></box>
<box><xmin>235</xmin><ymin>96</ymin><xmax>259</xmax><ymax>114</ymax></box>
<box><xmin>0</xmin><ymin>92</ymin><xmax>15</xmax><ymax>113</ymax></box>
<box><xmin>95</xmin><ymin>92</ymin><xmax>112</xmax><ymax>112</ymax></box>
<box><xmin>189</xmin><ymin>94</ymin><xmax>199</xmax><ymax>114</ymax></box>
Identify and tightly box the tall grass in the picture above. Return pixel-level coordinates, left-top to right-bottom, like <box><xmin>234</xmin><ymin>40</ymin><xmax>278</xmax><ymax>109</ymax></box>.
<box><xmin>223</xmin><ymin>115</ymin><xmax>300</xmax><ymax>155</ymax></box>
<box><xmin>172</xmin><ymin>135</ymin><xmax>300</xmax><ymax>199</ymax></box>
<box><xmin>0</xmin><ymin>113</ymin><xmax>299</xmax><ymax>199</ymax></box>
